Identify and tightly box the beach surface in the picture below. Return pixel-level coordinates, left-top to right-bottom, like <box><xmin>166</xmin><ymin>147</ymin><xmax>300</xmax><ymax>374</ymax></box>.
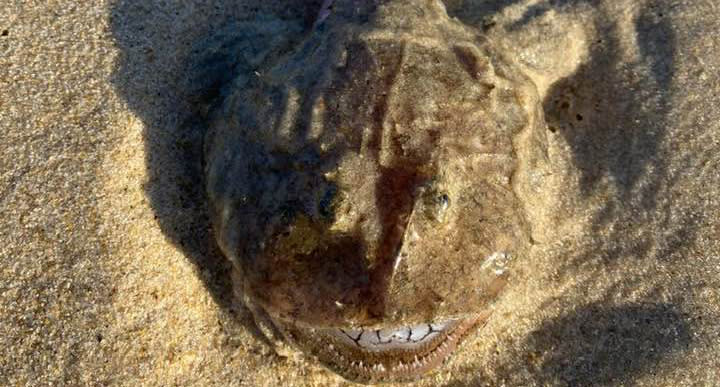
<box><xmin>1</xmin><ymin>0</ymin><xmax>719</xmax><ymax>385</ymax></box>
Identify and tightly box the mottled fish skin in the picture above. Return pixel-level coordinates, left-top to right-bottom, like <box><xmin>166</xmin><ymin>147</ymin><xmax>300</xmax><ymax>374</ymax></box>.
<box><xmin>203</xmin><ymin>0</ymin><xmax>547</xmax><ymax>383</ymax></box>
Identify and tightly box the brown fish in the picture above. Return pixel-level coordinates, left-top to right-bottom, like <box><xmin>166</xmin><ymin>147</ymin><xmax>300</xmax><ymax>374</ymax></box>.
<box><xmin>199</xmin><ymin>0</ymin><xmax>548</xmax><ymax>383</ymax></box>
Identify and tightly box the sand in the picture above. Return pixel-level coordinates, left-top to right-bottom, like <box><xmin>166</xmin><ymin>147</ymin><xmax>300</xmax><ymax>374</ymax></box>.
<box><xmin>1</xmin><ymin>0</ymin><xmax>718</xmax><ymax>386</ymax></box>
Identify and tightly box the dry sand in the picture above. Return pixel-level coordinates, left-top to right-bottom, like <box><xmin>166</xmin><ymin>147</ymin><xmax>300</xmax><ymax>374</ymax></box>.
<box><xmin>1</xmin><ymin>0</ymin><xmax>719</xmax><ymax>386</ymax></box>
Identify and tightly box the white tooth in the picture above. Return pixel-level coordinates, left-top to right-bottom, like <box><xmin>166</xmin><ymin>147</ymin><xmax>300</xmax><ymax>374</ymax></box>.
<box><xmin>378</xmin><ymin>327</ymin><xmax>395</xmax><ymax>343</ymax></box>
<box><xmin>391</xmin><ymin>327</ymin><xmax>411</xmax><ymax>341</ymax></box>
<box><xmin>358</xmin><ymin>330</ymin><xmax>379</xmax><ymax>347</ymax></box>
<box><xmin>410</xmin><ymin>324</ymin><xmax>430</xmax><ymax>341</ymax></box>
<box><xmin>348</xmin><ymin>329</ymin><xmax>362</xmax><ymax>339</ymax></box>
<box><xmin>430</xmin><ymin>321</ymin><xmax>447</xmax><ymax>331</ymax></box>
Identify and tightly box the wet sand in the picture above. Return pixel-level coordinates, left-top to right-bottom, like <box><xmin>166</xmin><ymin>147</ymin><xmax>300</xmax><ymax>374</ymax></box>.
<box><xmin>1</xmin><ymin>1</ymin><xmax>719</xmax><ymax>385</ymax></box>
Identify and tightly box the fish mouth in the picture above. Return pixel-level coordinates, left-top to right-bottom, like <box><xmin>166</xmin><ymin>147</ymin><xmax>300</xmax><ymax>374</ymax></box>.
<box><xmin>276</xmin><ymin>314</ymin><xmax>488</xmax><ymax>384</ymax></box>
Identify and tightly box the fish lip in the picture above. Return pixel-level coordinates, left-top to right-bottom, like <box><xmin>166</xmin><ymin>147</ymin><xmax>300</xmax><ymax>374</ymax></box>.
<box><xmin>269</xmin><ymin>313</ymin><xmax>489</xmax><ymax>384</ymax></box>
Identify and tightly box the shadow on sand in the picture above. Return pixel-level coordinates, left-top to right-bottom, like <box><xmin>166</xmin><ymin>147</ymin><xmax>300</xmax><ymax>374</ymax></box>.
<box><xmin>446</xmin><ymin>302</ymin><xmax>691</xmax><ymax>386</ymax></box>
<box><xmin>109</xmin><ymin>0</ymin><xmax>326</xmax><ymax>347</ymax></box>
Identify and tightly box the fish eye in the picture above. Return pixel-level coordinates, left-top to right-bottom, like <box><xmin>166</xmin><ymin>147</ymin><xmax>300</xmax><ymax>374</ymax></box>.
<box><xmin>437</xmin><ymin>193</ymin><xmax>450</xmax><ymax>211</ymax></box>
<box><xmin>421</xmin><ymin>188</ymin><xmax>450</xmax><ymax>221</ymax></box>
<box><xmin>434</xmin><ymin>193</ymin><xmax>450</xmax><ymax>220</ymax></box>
